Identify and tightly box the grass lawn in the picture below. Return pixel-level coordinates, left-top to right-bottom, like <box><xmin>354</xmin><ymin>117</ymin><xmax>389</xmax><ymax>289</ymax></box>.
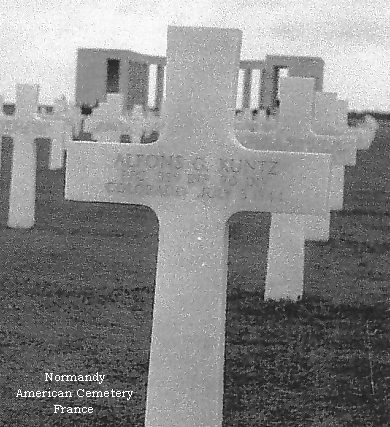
<box><xmin>1</xmin><ymin>121</ymin><xmax>390</xmax><ymax>426</ymax></box>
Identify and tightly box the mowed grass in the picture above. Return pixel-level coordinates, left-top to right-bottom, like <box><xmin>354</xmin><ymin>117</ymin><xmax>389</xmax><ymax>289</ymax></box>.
<box><xmin>1</xmin><ymin>122</ymin><xmax>390</xmax><ymax>426</ymax></box>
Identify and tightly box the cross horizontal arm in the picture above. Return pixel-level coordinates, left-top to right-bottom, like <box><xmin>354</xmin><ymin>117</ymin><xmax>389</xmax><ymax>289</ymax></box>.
<box><xmin>66</xmin><ymin>139</ymin><xmax>331</xmax><ymax>219</ymax></box>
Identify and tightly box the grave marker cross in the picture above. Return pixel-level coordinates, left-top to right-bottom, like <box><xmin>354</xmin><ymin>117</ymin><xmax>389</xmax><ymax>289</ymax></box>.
<box><xmin>83</xmin><ymin>94</ymin><xmax>130</xmax><ymax>142</ymax></box>
<box><xmin>237</xmin><ymin>78</ymin><xmax>357</xmax><ymax>299</ymax></box>
<box><xmin>334</xmin><ymin>99</ymin><xmax>377</xmax><ymax>150</ymax></box>
<box><xmin>0</xmin><ymin>84</ymin><xmax>63</xmax><ymax>228</ymax></box>
<box><xmin>278</xmin><ymin>79</ymin><xmax>357</xmax><ymax>219</ymax></box>
<box><xmin>65</xmin><ymin>26</ymin><xmax>331</xmax><ymax>426</ymax></box>
<box><xmin>49</xmin><ymin>96</ymin><xmax>82</xmax><ymax>169</ymax></box>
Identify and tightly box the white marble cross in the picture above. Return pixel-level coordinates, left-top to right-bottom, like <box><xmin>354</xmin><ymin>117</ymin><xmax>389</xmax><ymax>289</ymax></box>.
<box><xmin>65</xmin><ymin>26</ymin><xmax>331</xmax><ymax>427</ymax></box>
<box><xmin>84</xmin><ymin>96</ymin><xmax>156</xmax><ymax>144</ymax></box>
<box><xmin>144</xmin><ymin>109</ymin><xmax>164</xmax><ymax>140</ymax></box>
<box><xmin>312</xmin><ymin>92</ymin><xmax>362</xmax><ymax>210</ymax></box>
<box><xmin>312</xmin><ymin>92</ymin><xmax>380</xmax><ymax>208</ymax></box>
<box><xmin>254</xmin><ymin>109</ymin><xmax>277</xmax><ymax>133</ymax></box>
<box><xmin>315</xmin><ymin>94</ymin><xmax>377</xmax><ymax>150</ymax></box>
<box><xmin>361</xmin><ymin>114</ymin><xmax>379</xmax><ymax>146</ymax></box>
<box><xmin>44</xmin><ymin>96</ymin><xmax>82</xmax><ymax>170</ymax></box>
<box><xmin>334</xmin><ymin>99</ymin><xmax>349</xmax><ymax>129</ymax></box>
<box><xmin>128</xmin><ymin>105</ymin><xmax>147</xmax><ymax>143</ymax></box>
<box><xmin>53</xmin><ymin>96</ymin><xmax>83</xmax><ymax>136</ymax></box>
<box><xmin>236</xmin><ymin>77</ymin><xmax>358</xmax><ymax>300</ymax></box>
<box><xmin>84</xmin><ymin>94</ymin><xmax>131</xmax><ymax>142</ymax></box>
<box><xmin>335</xmin><ymin>99</ymin><xmax>377</xmax><ymax>149</ymax></box>
<box><xmin>242</xmin><ymin>78</ymin><xmax>359</xmax><ymax>214</ymax></box>
<box><xmin>313</xmin><ymin>92</ymin><xmax>340</xmax><ymax>133</ymax></box>
<box><xmin>234</xmin><ymin>108</ymin><xmax>255</xmax><ymax>131</ymax></box>
<box><xmin>0</xmin><ymin>84</ymin><xmax>65</xmax><ymax>228</ymax></box>
<box><xmin>314</xmin><ymin>93</ymin><xmax>352</xmax><ymax>139</ymax></box>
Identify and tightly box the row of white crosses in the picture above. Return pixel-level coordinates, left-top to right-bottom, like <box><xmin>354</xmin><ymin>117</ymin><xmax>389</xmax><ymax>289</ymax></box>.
<box><xmin>0</xmin><ymin>85</ymin><xmax>81</xmax><ymax>228</ymax></box>
<box><xmin>312</xmin><ymin>91</ymin><xmax>378</xmax><ymax>153</ymax></box>
<box><xmin>235</xmin><ymin>90</ymin><xmax>378</xmax><ymax>149</ymax></box>
<box><xmin>84</xmin><ymin>76</ymin><xmax>377</xmax><ymax>154</ymax></box>
<box><xmin>83</xmin><ymin>94</ymin><xmax>163</xmax><ymax>143</ymax></box>
<box><xmin>236</xmin><ymin>77</ymin><xmax>364</xmax><ymax>300</ymax></box>
<box><xmin>83</xmin><ymin>86</ymin><xmax>376</xmax><ymax>249</ymax></box>
<box><xmin>312</xmin><ymin>91</ymin><xmax>376</xmax><ymax>212</ymax></box>
<box><xmin>235</xmin><ymin>108</ymin><xmax>277</xmax><ymax>133</ymax></box>
<box><xmin>65</xmin><ymin>26</ymin><xmax>334</xmax><ymax>426</ymax></box>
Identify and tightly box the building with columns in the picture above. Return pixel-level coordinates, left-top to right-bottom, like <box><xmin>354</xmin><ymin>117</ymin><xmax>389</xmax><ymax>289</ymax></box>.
<box><xmin>75</xmin><ymin>48</ymin><xmax>324</xmax><ymax>112</ymax></box>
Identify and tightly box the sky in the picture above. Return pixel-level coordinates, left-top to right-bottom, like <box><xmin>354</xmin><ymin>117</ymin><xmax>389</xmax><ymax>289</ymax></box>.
<box><xmin>0</xmin><ymin>0</ymin><xmax>389</xmax><ymax>111</ymax></box>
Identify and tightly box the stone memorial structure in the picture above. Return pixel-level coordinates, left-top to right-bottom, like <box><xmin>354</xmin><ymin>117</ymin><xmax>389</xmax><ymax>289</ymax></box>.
<box><xmin>65</xmin><ymin>26</ymin><xmax>332</xmax><ymax>426</ymax></box>
<box><xmin>75</xmin><ymin>47</ymin><xmax>324</xmax><ymax>112</ymax></box>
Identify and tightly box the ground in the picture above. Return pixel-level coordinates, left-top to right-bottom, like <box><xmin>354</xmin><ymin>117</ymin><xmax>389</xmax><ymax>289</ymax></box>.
<box><xmin>0</xmin><ymin>121</ymin><xmax>389</xmax><ymax>426</ymax></box>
